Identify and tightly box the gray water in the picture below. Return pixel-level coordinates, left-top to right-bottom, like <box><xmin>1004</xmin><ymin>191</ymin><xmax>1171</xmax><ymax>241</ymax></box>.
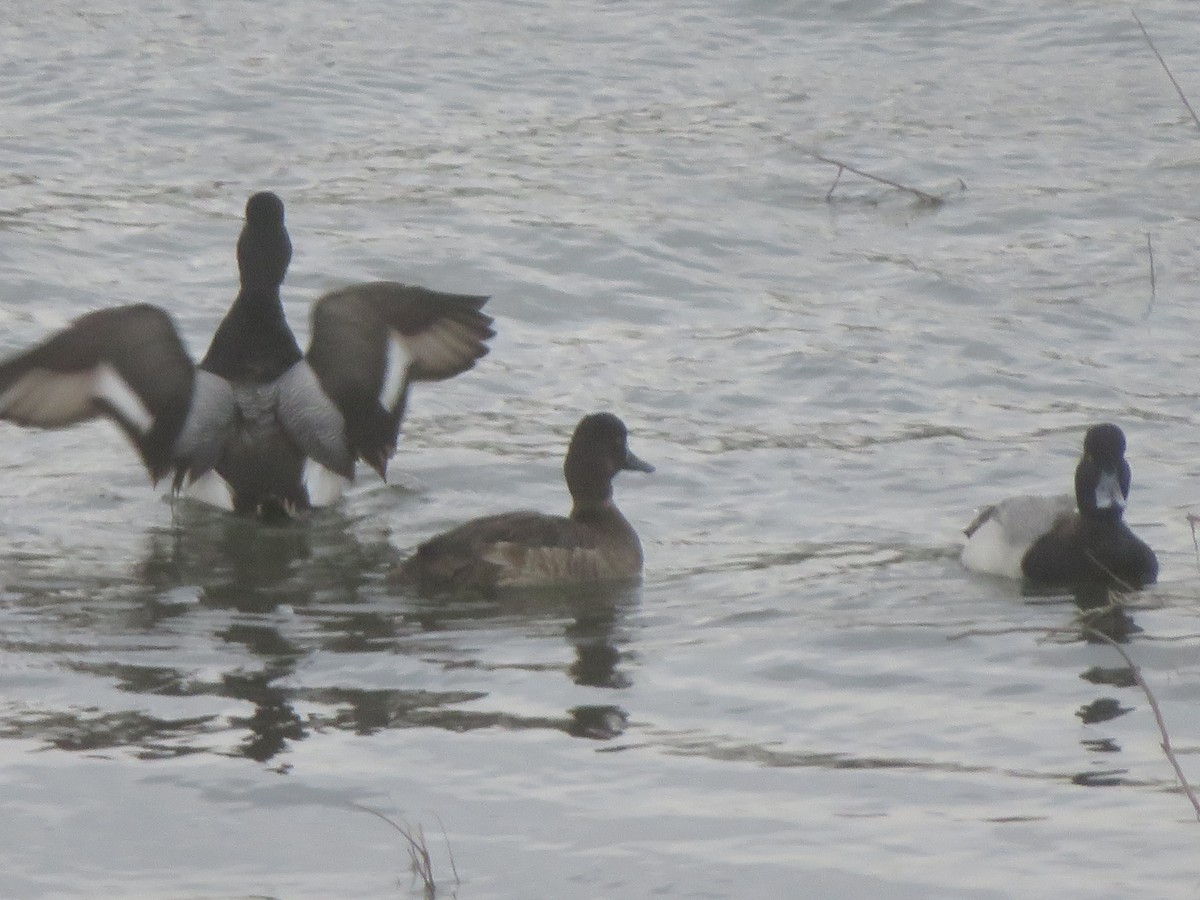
<box><xmin>1</xmin><ymin>0</ymin><xmax>1199</xmax><ymax>896</ymax></box>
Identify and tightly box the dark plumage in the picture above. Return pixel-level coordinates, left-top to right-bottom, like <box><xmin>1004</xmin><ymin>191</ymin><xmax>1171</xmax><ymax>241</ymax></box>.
<box><xmin>401</xmin><ymin>413</ymin><xmax>654</xmax><ymax>592</ymax></box>
<box><xmin>961</xmin><ymin>423</ymin><xmax>1158</xmax><ymax>589</ymax></box>
<box><xmin>0</xmin><ymin>191</ymin><xmax>495</xmax><ymax>517</ymax></box>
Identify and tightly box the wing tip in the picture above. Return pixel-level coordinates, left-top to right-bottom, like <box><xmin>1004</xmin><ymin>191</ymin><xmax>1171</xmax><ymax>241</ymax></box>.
<box><xmin>963</xmin><ymin>505</ymin><xmax>996</xmax><ymax>538</ymax></box>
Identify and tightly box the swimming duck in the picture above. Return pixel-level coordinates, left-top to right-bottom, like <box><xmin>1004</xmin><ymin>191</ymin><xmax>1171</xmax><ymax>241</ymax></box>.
<box><xmin>961</xmin><ymin>423</ymin><xmax>1158</xmax><ymax>588</ymax></box>
<box><xmin>401</xmin><ymin>412</ymin><xmax>653</xmax><ymax>591</ymax></box>
<box><xmin>0</xmin><ymin>191</ymin><xmax>494</xmax><ymax>516</ymax></box>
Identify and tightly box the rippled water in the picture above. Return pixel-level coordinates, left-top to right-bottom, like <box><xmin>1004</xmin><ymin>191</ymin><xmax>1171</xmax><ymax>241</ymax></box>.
<box><xmin>2</xmin><ymin>0</ymin><xmax>1200</xmax><ymax>897</ymax></box>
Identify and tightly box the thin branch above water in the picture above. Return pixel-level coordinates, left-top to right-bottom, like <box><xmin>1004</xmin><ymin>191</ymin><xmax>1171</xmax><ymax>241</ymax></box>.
<box><xmin>1132</xmin><ymin>9</ymin><xmax>1200</xmax><ymax>131</ymax></box>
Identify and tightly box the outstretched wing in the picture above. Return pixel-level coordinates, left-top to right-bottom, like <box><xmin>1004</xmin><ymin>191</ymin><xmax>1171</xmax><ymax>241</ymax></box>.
<box><xmin>0</xmin><ymin>304</ymin><xmax>196</xmax><ymax>483</ymax></box>
<box><xmin>305</xmin><ymin>282</ymin><xmax>494</xmax><ymax>478</ymax></box>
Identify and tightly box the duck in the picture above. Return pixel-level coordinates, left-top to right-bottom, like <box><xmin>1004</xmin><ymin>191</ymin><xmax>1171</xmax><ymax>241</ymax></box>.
<box><xmin>400</xmin><ymin>412</ymin><xmax>654</xmax><ymax>592</ymax></box>
<box><xmin>0</xmin><ymin>191</ymin><xmax>495</xmax><ymax>517</ymax></box>
<box><xmin>961</xmin><ymin>423</ymin><xmax>1158</xmax><ymax>589</ymax></box>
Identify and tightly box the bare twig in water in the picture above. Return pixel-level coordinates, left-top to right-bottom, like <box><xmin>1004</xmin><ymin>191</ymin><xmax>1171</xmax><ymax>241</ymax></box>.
<box><xmin>353</xmin><ymin>804</ymin><xmax>459</xmax><ymax>898</ymax></box>
<box><xmin>1189</xmin><ymin>513</ymin><xmax>1200</xmax><ymax>575</ymax></box>
<box><xmin>1132</xmin><ymin>10</ymin><xmax>1200</xmax><ymax>131</ymax></box>
<box><xmin>824</xmin><ymin>164</ymin><xmax>843</xmax><ymax>202</ymax></box>
<box><xmin>955</xmin><ymin>582</ymin><xmax>1200</xmax><ymax>822</ymax></box>
<box><xmin>1083</xmin><ymin>623</ymin><xmax>1200</xmax><ymax>822</ymax></box>
<box><xmin>946</xmin><ymin>623</ymin><xmax>1080</xmax><ymax>642</ymax></box>
<box><xmin>812</xmin><ymin>152</ymin><xmax>945</xmax><ymax>206</ymax></box>
<box><xmin>1145</xmin><ymin>232</ymin><xmax>1157</xmax><ymax>317</ymax></box>
<box><xmin>1081</xmin><ymin>550</ymin><xmax>1137</xmax><ymax>595</ymax></box>
<box><xmin>772</xmin><ymin>134</ymin><xmax>959</xmax><ymax>204</ymax></box>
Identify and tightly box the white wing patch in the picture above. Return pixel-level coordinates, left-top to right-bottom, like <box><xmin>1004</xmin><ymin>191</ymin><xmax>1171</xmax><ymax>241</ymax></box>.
<box><xmin>0</xmin><ymin>362</ymin><xmax>153</xmax><ymax>433</ymax></box>
<box><xmin>94</xmin><ymin>363</ymin><xmax>154</xmax><ymax>434</ymax></box>
<box><xmin>378</xmin><ymin>330</ymin><xmax>411</xmax><ymax>412</ymax></box>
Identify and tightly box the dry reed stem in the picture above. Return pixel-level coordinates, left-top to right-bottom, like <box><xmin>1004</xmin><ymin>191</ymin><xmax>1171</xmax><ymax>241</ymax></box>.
<box><xmin>431</xmin><ymin>812</ymin><xmax>460</xmax><ymax>887</ymax></box>
<box><xmin>353</xmin><ymin>804</ymin><xmax>459</xmax><ymax>898</ymax></box>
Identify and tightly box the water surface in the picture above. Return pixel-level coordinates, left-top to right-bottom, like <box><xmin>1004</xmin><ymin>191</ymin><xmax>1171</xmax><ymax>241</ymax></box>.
<box><xmin>2</xmin><ymin>1</ymin><xmax>1200</xmax><ymax>897</ymax></box>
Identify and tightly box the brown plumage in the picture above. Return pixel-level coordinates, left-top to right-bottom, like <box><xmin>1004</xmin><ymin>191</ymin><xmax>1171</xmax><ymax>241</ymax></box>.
<box><xmin>400</xmin><ymin>413</ymin><xmax>654</xmax><ymax>593</ymax></box>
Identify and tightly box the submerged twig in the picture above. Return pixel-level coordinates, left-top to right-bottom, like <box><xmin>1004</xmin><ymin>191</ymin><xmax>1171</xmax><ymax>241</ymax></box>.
<box><xmin>812</xmin><ymin>152</ymin><xmax>945</xmax><ymax>206</ymax></box>
<box><xmin>947</xmin><ymin>623</ymin><xmax>1079</xmax><ymax>642</ymax></box>
<box><xmin>824</xmin><ymin>165</ymin><xmax>843</xmax><ymax>202</ymax></box>
<box><xmin>1084</xmin><ymin>624</ymin><xmax>1200</xmax><ymax>822</ymax></box>
<box><xmin>1132</xmin><ymin>10</ymin><xmax>1200</xmax><ymax>131</ymax></box>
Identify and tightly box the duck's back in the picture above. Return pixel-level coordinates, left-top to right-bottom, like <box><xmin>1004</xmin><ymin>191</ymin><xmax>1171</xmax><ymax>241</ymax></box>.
<box><xmin>405</xmin><ymin>508</ymin><xmax>642</xmax><ymax>592</ymax></box>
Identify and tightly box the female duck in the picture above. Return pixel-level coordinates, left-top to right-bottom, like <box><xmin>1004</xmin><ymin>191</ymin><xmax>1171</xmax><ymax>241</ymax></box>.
<box><xmin>401</xmin><ymin>412</ymin><xmax>654</xmax><ymax>592</ymax></box>
<box><xmin>961</xmin><ymin>423</ymin><xmax>1158</xmax><ymax>588</ymax></box>
<box><xmin>0</xmin><ymin>192</ymin><xmax>494</xmax><ymax>517</ymax></box>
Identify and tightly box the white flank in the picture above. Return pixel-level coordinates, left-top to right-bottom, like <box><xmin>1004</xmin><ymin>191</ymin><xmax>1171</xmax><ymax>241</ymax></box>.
<box><xmin>960</xmin><ymin>493</ymin><xmax>1074</xmax><ymax>580</ymax></box>
<box><xmin>378</xmin><ymin>330</ymin><xmax>411</xmax><ymax>412</ymax></box>
<box><xmin>959</xmin><ymin>517</ymin><xmax>1027</xmax><ymax>580</ymax></box>
<box><xmin>94</xmin><ymin>363</ymin><xmax>154</xmax><ymax>434</ymax></box>
<box><xmin>183</xmin><ymin>470</ymin><xmax>235</xmax><ymax>511</ymax></box>
<box><xmin>302</xmin><ymin>457</ymin><xmax>352</xmax><ymax>506</ymax></box>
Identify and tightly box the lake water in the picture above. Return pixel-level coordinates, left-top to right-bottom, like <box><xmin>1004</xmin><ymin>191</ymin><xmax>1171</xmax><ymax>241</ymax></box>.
<box><xmin>1</xmin><ymin>0</ymin><xmax>1200</xmax><ymax>896</ymax></box>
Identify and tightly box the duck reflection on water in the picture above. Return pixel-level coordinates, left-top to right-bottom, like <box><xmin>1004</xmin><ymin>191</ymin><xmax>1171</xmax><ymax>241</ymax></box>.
<box><xmin>0</xmin><ymin>503</ymin><xmax>643</xmax><ymax>763</ymax></box>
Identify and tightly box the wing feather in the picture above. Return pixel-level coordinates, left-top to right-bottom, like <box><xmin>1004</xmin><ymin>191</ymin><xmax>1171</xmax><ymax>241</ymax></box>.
<box><xmin>306</xmin><ymin>282</ymin><xmax>494</xmax><ymax>478</ymax></box>
<box><xmin>0</xmin><ymin>304</ymin><xmax>195</xmax><ymax>482</ymax></box>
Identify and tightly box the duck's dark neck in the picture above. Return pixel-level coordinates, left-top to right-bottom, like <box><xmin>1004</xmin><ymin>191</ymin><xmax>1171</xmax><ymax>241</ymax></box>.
<box><xmin>200</xmin><ymin>195</ymin><xmax>302</xmax><ymax>382</ymax></box>
<box><xmin>199</xmin><ymin>286</ymin><xmax>302</xmax><ymax>382</ymax></box>
<box><xmin>567</xmin><ymin>465</ymin><xmax>617</xmax><ymax>520</ymax></box>
<box><xmin>570</xmin><ymin>496</ymin><xmax>618</xmax><ymax>522</ymax></box>
<box><xmin>1079</xmin><ymin>505</ymin><xmax>1124</xmax><ymax>525</ymax></box>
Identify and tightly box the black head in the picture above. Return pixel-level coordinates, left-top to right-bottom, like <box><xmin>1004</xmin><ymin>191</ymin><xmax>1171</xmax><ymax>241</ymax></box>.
<box><xmin>1075</xmin><ymin>423</ymin><xmax>1131</xmax><ymax>519</ymax></box>
<box><xmin>237</xmin><ymin>191</ymin><xmax>292</xmax><ymax>292</ymax></box>
<box><xmin>564</xmin><ymin>412</ymin><xmax>654</xmax><ymax>507</ymax></box>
